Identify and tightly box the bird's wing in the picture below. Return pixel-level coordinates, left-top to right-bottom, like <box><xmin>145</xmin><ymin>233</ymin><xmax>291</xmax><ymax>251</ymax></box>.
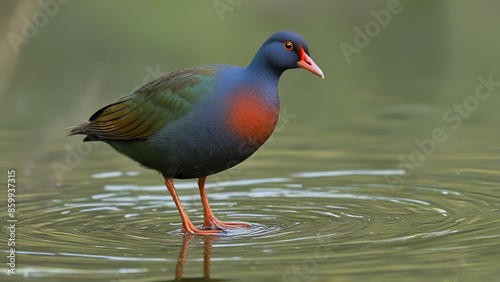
<box><xmin>70</xmin><ymin>65</ymin><xmax>219</xmax><ymax>140</ymax></box>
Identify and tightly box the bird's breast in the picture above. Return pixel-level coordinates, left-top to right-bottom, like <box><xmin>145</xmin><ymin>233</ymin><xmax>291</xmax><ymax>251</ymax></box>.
<box><xmin>224</xmin><ymin>88</ymin><xmax>279</xmax><ymax>146</ymax></box>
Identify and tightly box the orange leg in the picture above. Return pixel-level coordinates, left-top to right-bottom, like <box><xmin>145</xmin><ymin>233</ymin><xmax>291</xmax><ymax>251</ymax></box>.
<box><xmin>198</xmin><ymin>176</ymin><xmax>252</xmax><ymax>230</ymax></box>
<box><xmin>165</xmin><ymin>178</ymin><xmax>223</xmax><ymax>235</ymax></box>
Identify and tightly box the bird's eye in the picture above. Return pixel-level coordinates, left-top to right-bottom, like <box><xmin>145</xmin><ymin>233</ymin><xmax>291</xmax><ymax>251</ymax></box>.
<box><xmin>284</xmin><ymin>41</ymin><xmax>293</xmax><ymax>50</ymax></box>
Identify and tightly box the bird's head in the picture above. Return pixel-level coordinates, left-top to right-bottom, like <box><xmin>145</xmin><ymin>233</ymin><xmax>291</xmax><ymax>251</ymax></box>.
<box><xmin>256</xmin><ymin>31</ymin><xmax>324</xmax><ymax>79</ymax></box>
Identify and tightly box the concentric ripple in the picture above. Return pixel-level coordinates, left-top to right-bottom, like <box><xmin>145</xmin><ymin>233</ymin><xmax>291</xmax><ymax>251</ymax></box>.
<box><xmin>6</xmin><ymin>168</ymin><xmax>500</xmax><ymax>280</ymax></box>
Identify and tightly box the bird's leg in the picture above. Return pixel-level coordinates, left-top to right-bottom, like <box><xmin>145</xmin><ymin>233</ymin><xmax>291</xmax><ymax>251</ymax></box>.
<box><xmin>198</xmin><ymin>176</ymin><xmax>252</xmax><ymax>230</ymax></box>
<box><xmin>165</xmin><ymin>178</ymin><xmax>223</xmax><ymax>235</ymax></box>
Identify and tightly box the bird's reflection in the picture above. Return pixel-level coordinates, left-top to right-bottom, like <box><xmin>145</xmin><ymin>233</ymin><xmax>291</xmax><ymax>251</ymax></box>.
<box><xmin>169</xmin><ymin>235</ymin><xmax>226</xmax><ymax>282</ymax></box>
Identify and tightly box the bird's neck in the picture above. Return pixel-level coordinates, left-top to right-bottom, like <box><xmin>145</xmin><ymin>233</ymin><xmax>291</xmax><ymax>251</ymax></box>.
<box><xmin>245</xmin><ymin>54</ymin><xmax>283</xmax><ymax>89</ymax></box>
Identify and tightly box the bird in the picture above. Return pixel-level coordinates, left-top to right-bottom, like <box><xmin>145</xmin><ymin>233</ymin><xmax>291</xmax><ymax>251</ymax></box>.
<box><xmin>68</xmin><ymin>31</ymin><xmax>323</xmax><ymax>235</ymax></box>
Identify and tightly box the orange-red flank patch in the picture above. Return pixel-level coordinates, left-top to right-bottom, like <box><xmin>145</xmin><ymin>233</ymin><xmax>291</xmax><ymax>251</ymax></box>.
<box><xmin>226</xmin><ymin>89</ymin><xmax>279</xmax><ymax>145</ymax></box>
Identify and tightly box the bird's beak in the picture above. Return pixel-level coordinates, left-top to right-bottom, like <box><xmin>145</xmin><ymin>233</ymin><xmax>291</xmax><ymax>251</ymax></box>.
<box><xmin>297</xmin><ymin>47</ymin><xmax>324</xmax><ymax>79</ymax></box>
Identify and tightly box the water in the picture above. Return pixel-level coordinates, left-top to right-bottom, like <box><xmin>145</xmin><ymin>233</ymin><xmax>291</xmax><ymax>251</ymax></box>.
<box><xmin>1</xmin><ymin>122</ymin><xmax>500</xmax><ymax>281</ymax></box>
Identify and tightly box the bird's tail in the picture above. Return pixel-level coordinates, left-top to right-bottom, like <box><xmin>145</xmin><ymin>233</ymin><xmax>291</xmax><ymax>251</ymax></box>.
<box><xmin>65</xmin><ymin>121</ymin><xmax>90</xmax><ymax>136</ymax></box>
<box><xmin>66</xmin><ymin>121</ymin><xmax>104</xmax><ymax>142</ymax></box>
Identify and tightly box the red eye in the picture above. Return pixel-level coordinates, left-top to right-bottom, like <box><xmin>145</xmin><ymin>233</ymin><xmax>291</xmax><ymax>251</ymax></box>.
<box><xmin>284</xmin><ymin>41</ymin><xmax>293</xmax><ymax>50</ymax></box>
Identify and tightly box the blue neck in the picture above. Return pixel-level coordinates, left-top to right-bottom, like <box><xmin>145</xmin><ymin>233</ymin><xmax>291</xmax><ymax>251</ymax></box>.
<box><xmin>245</xmin><ymin>52</ymin><xmax>284</xmax><ymax>91</ymax></box>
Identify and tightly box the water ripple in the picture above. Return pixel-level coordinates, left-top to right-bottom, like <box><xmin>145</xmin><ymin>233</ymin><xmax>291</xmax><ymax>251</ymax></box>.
<box><xmin>10</xmin><ymin>168</ymin><xmax>500</xmax><ymax>280</ymax></box>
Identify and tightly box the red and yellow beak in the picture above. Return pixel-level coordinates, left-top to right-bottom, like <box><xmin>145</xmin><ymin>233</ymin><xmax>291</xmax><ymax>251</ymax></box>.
<box><xmin>297</xmin><ymin>47</ymin><xmax>324</xmax><ymax>79</ymax></box>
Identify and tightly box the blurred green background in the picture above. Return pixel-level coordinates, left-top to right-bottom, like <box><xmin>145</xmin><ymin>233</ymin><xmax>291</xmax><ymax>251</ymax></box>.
<box><xmin>1</xmin><ymin>2</ymin><xmax>500</xmax><ymax>281</ymax></box>
<box><xmin>1</xmin><ymin>0</ymin><xmax>499</xmax><ymax>179</ymax></box>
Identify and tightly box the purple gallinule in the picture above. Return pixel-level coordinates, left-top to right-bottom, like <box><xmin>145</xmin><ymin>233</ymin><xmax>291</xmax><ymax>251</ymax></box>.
<box><xmin>68</xmin><ymin>31</ymin><xmax>323</xmax><ymax>235</ymax></box>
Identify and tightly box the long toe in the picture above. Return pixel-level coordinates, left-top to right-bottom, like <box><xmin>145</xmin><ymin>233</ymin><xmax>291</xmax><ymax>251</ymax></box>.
<box><xmin>183</xmin><ymin>226</ymin><xmax>225</xmax><ymax>236</ymax></box>
<box><xmin>203</xmin><ymin>217</ymin><xmax>252</xmax><ymax>230</ymax></box>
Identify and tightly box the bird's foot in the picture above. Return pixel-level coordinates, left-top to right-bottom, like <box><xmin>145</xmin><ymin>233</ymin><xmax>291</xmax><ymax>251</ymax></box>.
<box><xmin>182</xmin><ymin>223</ymin><xmax>225</xmax><ymax>236</ymax></box>
<box><xmin>203</xmin><ymin>216</ymin><xmax>252</xmax><ymax>230</ymax></box>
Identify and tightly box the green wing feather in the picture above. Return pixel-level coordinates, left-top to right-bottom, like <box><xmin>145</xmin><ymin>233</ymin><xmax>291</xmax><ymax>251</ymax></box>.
<box><xmin>68</xmin><ymin>65</ymin><xmax>218</xmax><ymax>140</ymax></box>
